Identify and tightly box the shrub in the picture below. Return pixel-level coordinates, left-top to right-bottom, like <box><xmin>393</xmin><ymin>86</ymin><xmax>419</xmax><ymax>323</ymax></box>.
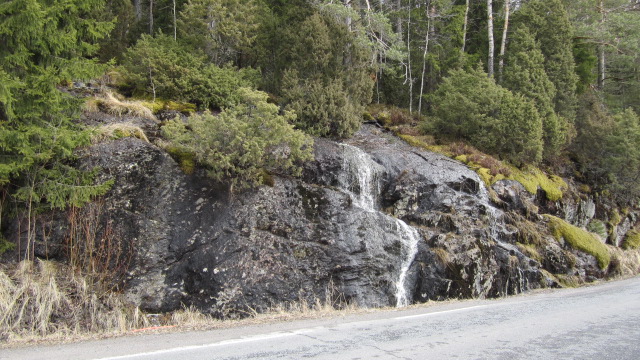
<box><xmin>162</xmin><ymin>88</ymin><xmax>314</xmax><ymax>189</ymax></box>
<box><xmin>282</xmin><ymin>72</ymin><xmax>364</xmax><ymax>138</ymax></box>
<box><xmin>429</xmin><ymin>67</ymin><xmax>543</xmax><ymax>165</ymax></box>
<box><xmin>121</xmin><ymin>34</ymin><xmax>258</xmax><ymax>110</ymax></box>
<box><xmin>545</xmin><ymin>215</ymin><xmax>611</xmax><ymax>269</ymax></box>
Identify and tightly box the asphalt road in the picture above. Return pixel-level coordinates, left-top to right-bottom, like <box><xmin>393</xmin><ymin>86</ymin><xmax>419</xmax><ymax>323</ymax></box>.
<box><xmin>3</xmin><ymin>276</ymin><xmax>640</xmax><ymax>360</ymax></box>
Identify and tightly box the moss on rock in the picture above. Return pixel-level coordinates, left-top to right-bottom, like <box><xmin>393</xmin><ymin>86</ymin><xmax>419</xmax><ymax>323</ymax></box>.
<box><xmin>622</xmin><ymin>230</ymin><xmax>640</xmax><ymax>250</ymax></box>
<box><xmin>509</xmin><ymin>167</ymin><xmax>566</xmax><ymax>201</ymax></box>
<box><xmin>545</xmin><ymin>215</ymin><xmax>611</xmax><ymax>269</ymax></box>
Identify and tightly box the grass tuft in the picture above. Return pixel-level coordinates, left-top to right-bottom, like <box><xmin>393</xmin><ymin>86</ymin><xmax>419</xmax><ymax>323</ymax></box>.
<box><xmin>545</xmin><ymin>215</ymin><xmax>611</xmax><ymax>269</ymax></box>
<box><xmin>89</xmin><ymin>92</ymin><xmax>157</xmax><ymax>121</ymax></box>
<box><xmin>0</xmin><ymin>260</ymin><xmax>149</xmax><ymax>343</ymax></box>
<box><xmin>516</xmin><ymin>243</ymin><xmax>542</xmax><ymax>262</ymax></box>
<box><xmin>91</xmin><ymin>123</ymin><xmax>149</xmax><ymax>144</ymax></box>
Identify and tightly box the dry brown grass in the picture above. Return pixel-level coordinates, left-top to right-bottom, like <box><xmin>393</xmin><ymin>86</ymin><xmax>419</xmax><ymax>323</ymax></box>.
<box><xmin>0</xmin><ymin>260</ymin><xmax>149</xmax><ymax>345</ymax></box>
<box><xmin>449</xmin><ymin>143</ymin><xmax>511</xmax><ymax>178</ymax></box>
<box><xmin>87</xmin><ymin>92</ymin><xmax>156</xmax><ymax>121</ymax></box>
<box><xmin>91</xmin><ymin>123</ymin><xmax>149</xmax><ymax>144</ymax></box>
<box><xmin>608</xmin><ymin>247</ymin><xmax>640</xmax><ymax>277</ymax></box>
<box><xmin>432</xmin><ymin>247</ymin><xmax>451</xmax><ymax>267</ymax></box>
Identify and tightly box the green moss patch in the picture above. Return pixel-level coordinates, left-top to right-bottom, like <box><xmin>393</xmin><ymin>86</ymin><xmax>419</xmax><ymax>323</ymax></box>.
<box><xmin>516</xmin><ymin>242</ymin><xmax>542</xmax><ymax>262</ymax></box>
<box><xmin>398</xmin><ymin>134</ymin><xmax>447</xmax><ymax>153</ymax></box>
<box><xmin>545</xmin><ymin>215</ymin><xmax>611</xmax><ymax>269</ymax></box>
<box><xmin>140</xmin><ymin>100</ymin><xmax>196</xmax><ymax>115</ymax></box>
<box><xmin>622</xmin><ymin>230</ymin><xmax>640</xmax><ymax>250</ymax></box>
<box><xmin>166</xmin><ymin>146</ymin><xmax>196</xmax><ymax>174</ymax></box>
<box><xmin>509</xmin><ymin>167</ymin><xmax>567</xmax><ymax>201</ymax></box>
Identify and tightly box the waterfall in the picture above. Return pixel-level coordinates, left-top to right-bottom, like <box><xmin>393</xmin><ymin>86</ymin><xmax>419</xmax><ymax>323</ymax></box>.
<box><xmin>394</xmin><ymin>219</ymin><xmax>421</xmax><ymax>307</ymax></box>
<box><xmin>339</xmin><ymin>144</ymin><xmax>380</xmax><ymax>212</ymax></box>
<box><xmin>340</xmin><ymin>144</ymin><xmax>421</xmax><ymax>307</ymax></box>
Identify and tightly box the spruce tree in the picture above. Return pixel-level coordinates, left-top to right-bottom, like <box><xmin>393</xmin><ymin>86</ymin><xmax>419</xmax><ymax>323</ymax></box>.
<box><xmin>512</xmin><ymin>0</ymin><xmax>579</xmax><ymax>123</ymax></box>
<box><xmin>279</xmin><ymin>12</ymin><xmax>373</xmax><ymax>138</ymax></box>
<box><xmin>502</xmin><ymin>26</ymin><xmax>566</xmax><ymax>160</ymax></box>
<box><xmin>0</xmin><ymin>0</ymin><xmax>114</xmax><ymax>257</ymax></box>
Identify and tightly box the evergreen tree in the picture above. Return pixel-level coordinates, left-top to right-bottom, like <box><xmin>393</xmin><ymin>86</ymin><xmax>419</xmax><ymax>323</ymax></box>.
<box><xmin>502</xmin><ymin>26</ymin><xmax>567</xmax><ymax>159</ymax></box>
<box><xmin>512</xmin><ymin>0</ymin><xmax>579</xmax><ymax>123</ymax></box>
<box><xmin>279</xmin><ymin>12</ymin><xmax>374</xmax><ymax>138</ymax></box>
<box><xmin>572</xmin><ymin>92</ymin><xmax>640</xmax><ymax>200</ymax></box>
<box><xmin>0</xmin><ymin>0</ymin><xmax>115</xmax><ymax>257</ymax></box>
<box><xmin>178</xmin><ymin>0</ymin><xmax>264</xmax><ymax>66</ymax></box>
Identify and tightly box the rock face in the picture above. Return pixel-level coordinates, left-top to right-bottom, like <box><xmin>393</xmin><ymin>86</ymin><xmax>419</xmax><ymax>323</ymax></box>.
<box><xmin>8</xmin><ymin>124</ymin><xmax>636</xmax><ymax>315</ymax></box>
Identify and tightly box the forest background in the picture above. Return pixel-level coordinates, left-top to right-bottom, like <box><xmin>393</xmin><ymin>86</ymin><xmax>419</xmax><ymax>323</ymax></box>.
<box><xmin>1</xmin><ymin>0</ymin><xmax>640</xmax><ymax>252</ymax></box>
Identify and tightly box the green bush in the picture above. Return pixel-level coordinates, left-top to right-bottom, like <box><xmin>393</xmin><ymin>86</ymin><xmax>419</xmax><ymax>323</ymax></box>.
<box><xmin>121</xmin><ymin>34</ymin><xmax>258</xmax><ymax>110</ymax></box>
<box><xmin>282</xmin><ymin>72</ymin><xmax>364</xmax><ymax>138</ymax></box>
<box><xmin>162</xmin><ymin>88</ymin><xmax>314</xmax><ymax>189</ymax></box>
<box><xmin>428</xmin><ymin>67</ymin><xmax>543</xmax><ymax>165</ymax></box>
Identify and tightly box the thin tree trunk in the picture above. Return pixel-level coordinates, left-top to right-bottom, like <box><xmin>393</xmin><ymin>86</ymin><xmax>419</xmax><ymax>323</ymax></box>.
<box><xmin>418</xmin><ymin>4</ymin><xmax>433</xmax><ymax>114</ymax></box>
<box><xmin>149</xmin><ymin>0</ymin><xmax>154</xmax><ymax>36</ymax></box>
<box><xmin>149</xmin><ymin>67</ymin><xmax>156</xmax><ymax>102</ymax></box>
<box><xmin>598</xmin><ymin>0</ymin><xmax>606</xmax><ymax>89</ymax></box>
<box><xmin>396</xmin><ymin>0</ymin><xmax>402</xmax><ymax>33</ymax></box>
<box><xmin>462</xmin><ymin>0</ymin><xmax>469</xmax><ymax>52</ymax></box>
<box><xmin>487</xmin><ymin>0</ymin><xmax>495</xmax><ymax>77</ymax></box>
<box><xmin>498</xmin><ymin>0</ymin><xmax>510</xmax><ymax>83</ymax></box>
<box><xmin>134</xmin><ymin>0</ymin><xmax>142</xmax><ymax>21</ymax></box>
<box><xmin>173</xmin><ymin>0</ymin><xmax>177</xmax><ymax>41</ymax></box>
<box><xmin>345</xmin><ymin>0</ymin><xmax>353</xmax><ymax>30</ymax></box>
<box><xmin>406</xmin><ymin>0</ymin><xmax>413</xmax><ymax>113</ymax></box>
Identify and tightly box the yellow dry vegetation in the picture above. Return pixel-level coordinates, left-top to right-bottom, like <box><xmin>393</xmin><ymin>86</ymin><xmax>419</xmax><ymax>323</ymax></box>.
<box><xmin>91</xmin><ymin>123</ymin><xmax>149</xmax><ymax>144</ymax></box>
<box><xmin>86</xmin><ymin>92</ymin><xmax>157</xmax><ymax>121</ymax></box>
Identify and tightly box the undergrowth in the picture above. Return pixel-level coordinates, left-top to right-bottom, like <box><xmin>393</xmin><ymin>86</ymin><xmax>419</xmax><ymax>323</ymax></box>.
<box><xmin>0</xmin><ymin>260</ymin><xmax>149</xmax><ymax>343</ymax></box>
<box><xmin>545</xmin><ymin>215</ymin><xmax>611</xmax><ymax>269</ymax></box>
<box><xmin>139</xmin><ymin>99</ymin><xmax>196</xmax><ymax>115</ymax></box>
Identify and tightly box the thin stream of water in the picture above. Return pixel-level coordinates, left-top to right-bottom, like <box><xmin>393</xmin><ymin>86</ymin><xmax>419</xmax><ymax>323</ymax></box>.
<box><xmin>339</xmin><ymin>144</ymin><xmax>421</xmax><ymax>307</ymax></box>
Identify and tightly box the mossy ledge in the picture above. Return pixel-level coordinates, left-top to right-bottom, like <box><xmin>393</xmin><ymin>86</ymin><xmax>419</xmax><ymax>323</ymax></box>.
<box><xmin>397</xmin><ymin>134</ymin><xmax>566</xmax><ymax>201</ymax></box>
<box><xmin>544</xmin><ymin>215</ymin><xmax>611</xmax><ymax>269</ymax></box>
<box><xmin>622</xmin><ymin>230</ymin><xmax>640</xmax><ymax>250</ymax></box>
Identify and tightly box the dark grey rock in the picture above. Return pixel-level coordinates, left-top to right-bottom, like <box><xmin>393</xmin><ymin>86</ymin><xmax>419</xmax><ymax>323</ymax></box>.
<box><xmin>6</xmin><ymin>124</ymin><xmax>633</xmax><ymax>316</ymax></box>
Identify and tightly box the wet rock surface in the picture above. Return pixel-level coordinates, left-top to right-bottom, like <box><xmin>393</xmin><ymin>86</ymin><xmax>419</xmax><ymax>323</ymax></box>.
<box><xmin>7</xmin><ymin>124</ymin><xmax>637</xmax><ymax>315</ymax></box>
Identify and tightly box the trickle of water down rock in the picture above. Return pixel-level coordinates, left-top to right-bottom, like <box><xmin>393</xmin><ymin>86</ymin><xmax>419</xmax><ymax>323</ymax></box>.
<box><xmin>338</xmin><ymin>144</ymin><xmax>421</xmax><ymax>307</ymax></box>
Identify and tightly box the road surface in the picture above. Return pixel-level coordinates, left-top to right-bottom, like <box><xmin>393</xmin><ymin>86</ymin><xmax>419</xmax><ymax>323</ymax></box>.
<box><xmin>3</xmin><ymin>276</ymin><xmax>640</xmax><ymax>359</ymax></box>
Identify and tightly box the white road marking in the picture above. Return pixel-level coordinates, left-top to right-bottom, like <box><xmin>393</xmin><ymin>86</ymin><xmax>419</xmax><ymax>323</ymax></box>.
<box><xmin>92</xmin><ymin>304</ymin><xmax>494</xmax><ymax>360</ymax></box>
<box><xmin>393</xmin><ymin>304</ymin><xmax>491</xmax><ymax>320</ymax></box>
<box><xmin>93</xmin><ymin>330</ymin><xmax>311</xmax><ymax>360</ymax></box>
